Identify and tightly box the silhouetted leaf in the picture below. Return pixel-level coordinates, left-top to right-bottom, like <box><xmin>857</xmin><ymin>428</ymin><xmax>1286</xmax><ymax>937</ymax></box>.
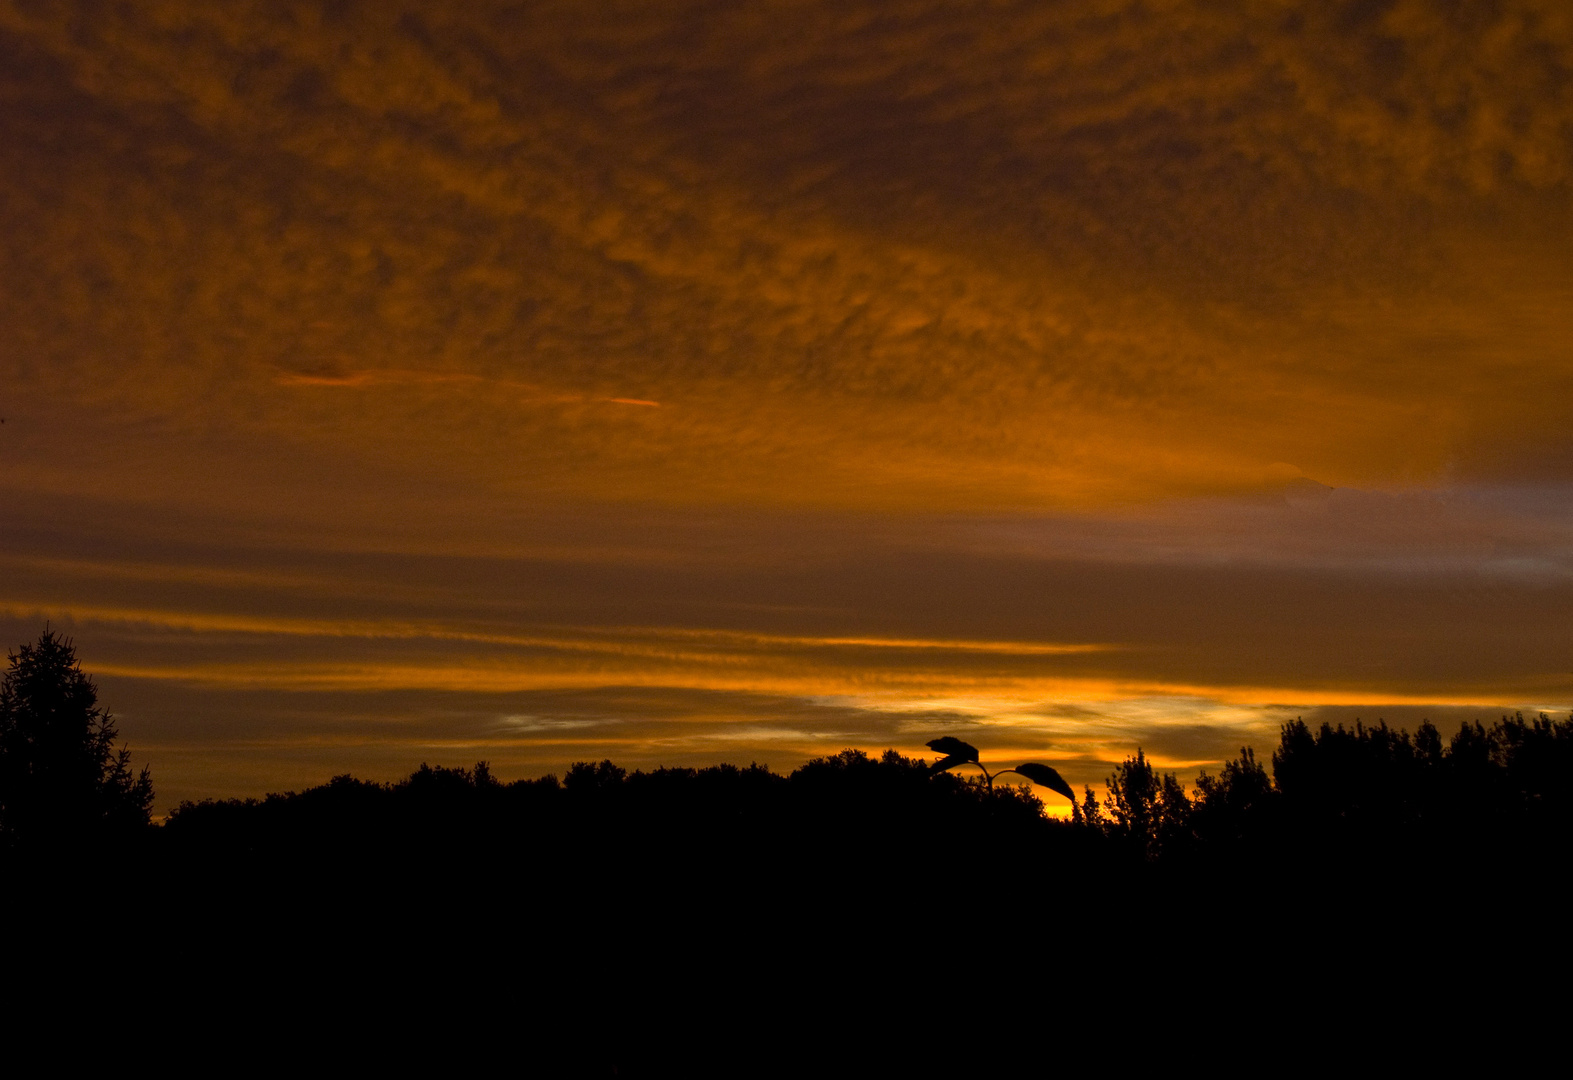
<box><xmin>1015</xmin><ymin>762</ymin><xmax>1075</xmax><ymax>802</ymax></box>
<box><xmin>926</xmin><ymin>737</ymin><xmax>979</xmax><ymax>762</ymax></box>
<box><xmin>930</xmin><ymin>754</ymin><xmax>973</xmax><ymax>774</ymax></box>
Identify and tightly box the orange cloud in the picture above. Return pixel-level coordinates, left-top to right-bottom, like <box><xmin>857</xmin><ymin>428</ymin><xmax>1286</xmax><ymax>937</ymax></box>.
<box><xmin>4</xmin><ymin>1</ymin><xmax>1572</xmax><ymax>806</ymax></box>
<box><xmin>6</xmin><ymin>0</ymin><xmax>1571</xmax><ymax>512</ymax></box>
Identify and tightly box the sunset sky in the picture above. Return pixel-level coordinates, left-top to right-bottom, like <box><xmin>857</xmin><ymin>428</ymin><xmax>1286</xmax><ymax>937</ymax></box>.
<box><xmin>3</xmin><ymin>0</ymin><xmax>1571</xmax><ymax>812</ymax></box>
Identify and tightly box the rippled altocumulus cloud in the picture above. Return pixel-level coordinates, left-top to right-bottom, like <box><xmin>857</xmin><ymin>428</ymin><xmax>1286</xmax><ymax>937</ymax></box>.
<box><xmin>5</xmin><ymin>0</ymin><xmax>1573</xmax><ymax>510</ymax></box>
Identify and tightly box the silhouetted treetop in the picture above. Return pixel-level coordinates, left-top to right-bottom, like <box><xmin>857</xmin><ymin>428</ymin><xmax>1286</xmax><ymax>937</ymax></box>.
<box><xmin>1068</xmin><ymin>712</ymin><xmax>1573</xmax><ymax>877</ymax></box>
<box><xmin>0</xmin><ymin>629</ymin><xmax>153</xmax><ymax>846</ymax></box>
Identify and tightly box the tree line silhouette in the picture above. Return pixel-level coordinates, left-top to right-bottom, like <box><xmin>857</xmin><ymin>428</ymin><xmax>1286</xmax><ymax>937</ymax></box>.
<box><xmin>5</xmin><ymin>629</ymin><xmax>1572</xmax><ymax>875</ymax></box>
<box><xmin>6</xmin><ymin>627</ymin><xmax>1571</xmax><ymax>904</ymax></box>
<box><xmin>144</xmin><ymin>712</ymin><xmax>1573</xmax><ymax>884</ymax></box>
<box><xmin>1077</xmin><ymin>714</ymin><xmax>1573</xmax><ymax>884</ymax></box>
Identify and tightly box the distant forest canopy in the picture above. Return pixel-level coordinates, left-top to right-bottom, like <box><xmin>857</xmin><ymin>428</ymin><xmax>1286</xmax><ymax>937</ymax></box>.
<box><xmin>156</xmin><ymin>711</ymin><xmax>1573</xmax><ymax>875</ymax></box>
<box><xmin>5</xmin><ymin>630</ymin><xmax>1573</xmax><ymax>877</ymax></box>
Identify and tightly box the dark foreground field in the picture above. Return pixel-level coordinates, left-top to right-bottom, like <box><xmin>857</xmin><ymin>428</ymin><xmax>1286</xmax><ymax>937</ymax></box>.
<box><xmin>6</xmin><ymin>714</ymin><xmax>1571</xmax><ymax>1069</ymax></box>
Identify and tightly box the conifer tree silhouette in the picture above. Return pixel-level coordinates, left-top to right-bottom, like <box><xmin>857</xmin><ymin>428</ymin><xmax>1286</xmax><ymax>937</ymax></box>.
<box><xmin>0</xmin><ymin>629</ymin><xmax>153</xmax><ymax>844</ymax></box>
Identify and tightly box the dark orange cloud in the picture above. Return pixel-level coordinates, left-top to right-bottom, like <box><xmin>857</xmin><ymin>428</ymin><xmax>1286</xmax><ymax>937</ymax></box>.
<box><xmin>5</xmin><ymin>0</ymin><xmax>1572</xmax><ymax>508</ymax></box>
